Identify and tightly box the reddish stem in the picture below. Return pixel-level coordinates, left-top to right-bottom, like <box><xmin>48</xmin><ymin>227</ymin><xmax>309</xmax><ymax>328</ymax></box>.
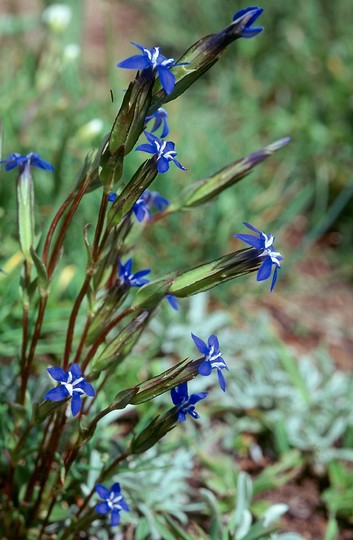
<box><xmin>81</xmin><ymin>307</ymin><xmax>132</xmax><ymax>372</ymax></box>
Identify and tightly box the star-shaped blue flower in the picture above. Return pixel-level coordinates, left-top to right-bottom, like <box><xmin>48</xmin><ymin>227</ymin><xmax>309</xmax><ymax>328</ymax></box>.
<box><xmin>145</xmin><ymin>107</ymin><xmax>169</xmax><ymax>138</ymax></box>
<box><xmin>171</xmin><ymin>382</ymin><xmax>208</xmax><ymax>422</ymax></box>
<box><xmin>118</xmin><ymin>258</ymin><xmax>151</xmax><ymax>288</ymax></box>
<box><xmin>232</xmin><ymin>7</ymin><xmax>264</xmax><ymax>38</ymax></box>
<box><xmin>44</xmin><ymin>363</ymin><xmax>95</xmax><ymax>417</ymax></box>
<box><xmin>0</xmin><ymin>152</ymin><xmax>54</xmax><ymax>173</ymax></box>
<box><xmin>133</xmin><ymin>189</ymin><xmax>170</xmax><ymax>222</ymax></box>
<box><xmin>136</xmin><ymin>131</ymin><xmax>186</xmax><ymax>174</ymax></box>
<box><xmin>95</xmin><ymin>482</ymin><xmax>130</xmax><ymax>526</ymax></box>
<box><xmin>234</xmin><ymin>222</ymin><xmax>283</xmax><ymax>291</ymax></box>
<box><xmin>117</xmin><ymin>42</ymin><xmax>187</xmax><ymax>95</ymax></box>
<box><xmin>191</xmin><ymin>333</ymin><xmax>229</xmax><ymax>392</ymax></box>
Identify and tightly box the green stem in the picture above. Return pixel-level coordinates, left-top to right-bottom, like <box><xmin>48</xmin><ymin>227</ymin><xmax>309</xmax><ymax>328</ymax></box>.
<box><xmin>81</xmin><ymin>307</ymin><xmax>133</xmax><ymax>372</ymax></box>
<box><xmin>42</xmin><ymin>193</ymin><xmax>73</xmax><ymax>266</ymax></box>
<box><xmin>18</xmin><ymin>259</ymin><xmax>32</xmax><ymax>405</ymax></box>
<box><xmin>62</xmin><ymin>192</ymin><xmax>109</xmax><ymax>369</ymax></box>
<box><xmin>47</xmin><ymin>175</ymin><xmax>93</xmax><ymax>278</ymax></box>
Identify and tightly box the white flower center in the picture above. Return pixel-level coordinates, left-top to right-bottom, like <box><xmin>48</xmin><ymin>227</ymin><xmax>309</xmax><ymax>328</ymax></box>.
<box><xmin>145</xmin><ymin>47</ymin><xmax>160</xmax><ymax>68</ymax></box>
<box><xmin>61</xmin><ymin>371</ymin><xmax>84</xmax><ymax>396</ymax></box>
<box><xmin>263</xmin><ymin>249</ymin><xmax>282</xmax><ymax>267</ymax></box>
<box><xmin>107</xmin><ymin>493</ymin><xmax>123</xmax><ymax>510</ymax></box>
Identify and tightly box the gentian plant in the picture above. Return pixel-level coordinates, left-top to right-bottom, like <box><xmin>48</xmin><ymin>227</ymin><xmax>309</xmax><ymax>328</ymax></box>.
<box><xmin>0</xmin><ymin>5</ymin><xmax>291</xmax><ymax>538</ymax></box>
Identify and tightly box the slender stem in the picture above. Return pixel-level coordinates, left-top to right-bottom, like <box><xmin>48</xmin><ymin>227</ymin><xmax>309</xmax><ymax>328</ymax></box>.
<box><xmin>47</xmin><ymin>175</ymin><xmax>92</xmax><ymax>278</ymax></box>
<box><xmin>62</xmin><ymin>273</ymin><xmax>93</xmax><ymax>370</ymax></box>
<box><xmin>62</xmin><ymin>192</ymin><xmax>109</xmax><ymax>369</ymax></box>
<box><xmin>23</xmin><ymin>416</ymin><xmax>55</xmax><ymax>503</ymax></box>
<box><xmin>26</xmin><ymin>411</ymin><xmax>67</xmax><ymax>525</ymax></box>
<box><xmin>20</xmin><ymin>296</ymin><xmax>48</xmax><ymax>403</ymax></box>
<box><xmin>42</xmin><ymin>193</ymin><xmax>73</xmax><ymax>266</ymax></box>
<box><xmin>37</xmin><ymin>491</ymin><xmax>57</xmax><ymax>540</ymax></box>
<box><xmin>18</xmin><ymin>259</ymin><xmax>32</xmax><ymax>404</ymax></box>
<box><xmin>23</xmin><ymin>176</ymin><xmax>93</xmax><ymax>383</ymax></box>
<box><xmin>73</xmin><ymin>314</ymin><xmax>92</xmax><ymax>364</ymax></box>
<box><xmin>81</xmin><ymin>307</ymin><xmax>133</xmax><ymax>372</ymax></box>
<box><xmin>92</xmin><ymin>192</ymin><xmax>109</xmax><ymax>255</ymax></box>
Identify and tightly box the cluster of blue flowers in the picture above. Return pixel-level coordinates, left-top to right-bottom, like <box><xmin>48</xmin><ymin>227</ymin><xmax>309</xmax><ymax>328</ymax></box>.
<box><xmin>170</xmin><ymin>332</ymin><xmax>228</xmax><ymax>422</ymax></box>
<box><xmin>0</xmin><ymin>5</ymin><xmax>286</xmax><ymax>531</ymax></box>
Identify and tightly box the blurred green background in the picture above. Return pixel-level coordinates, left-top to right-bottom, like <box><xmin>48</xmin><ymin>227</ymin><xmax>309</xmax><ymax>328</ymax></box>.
<box><xmin>1</xmin><ymin>0</ymin><xmax>353</xmax><ymax>272</ymax></box>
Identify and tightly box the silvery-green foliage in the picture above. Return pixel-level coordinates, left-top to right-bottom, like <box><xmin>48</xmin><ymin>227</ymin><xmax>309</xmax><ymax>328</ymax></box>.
<box><xmin>202</xmin><ymin>472</ymin><xmax>304</xmax><ymax>540</ymax></box>
<box><xmin>147</xmin><ymin>297</ymin><xmax>353</xmax><ymax>466</ymax></box>
<box><xmin>118</xmin><ymin>448</ymin><xmax>201</xmax><ymax>540</ymax></box>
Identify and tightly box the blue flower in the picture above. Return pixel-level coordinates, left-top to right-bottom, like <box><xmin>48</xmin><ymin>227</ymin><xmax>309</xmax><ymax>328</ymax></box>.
<box><xmin>118</xmin><ymin>258</ymin><xmax>151</xmax><ymax>288</ymax></box>
<box><xmin>95</xmin><ymin>482</ymin><xmax>130</xmax><ymax>526</ymax></box>
<box><xmin>108</xmin><ymin>192</ymin><xmax>117</xmax><ymax>203</ymax></box>
<box><xmin>191</xmin><ymin>333</ymin><xmax>228</xmax><ymax>392</ymax></box>
<box><xmin>117</xmin><ymin>42</ymin><xmax>187</xmax><ymax>95</ymax></box>
<box><xmin>232</xmin><ymin>7</ymin><xmax>264</xmax><ymax>38</ymax></box>
<box><xmin>133</xmin><ymin>189</ymin><xmax>170</xmax><ymax>222</ymax></box>
<box><xmin>136</xmin><ymin>131</ymin><xmax>186</xmax><ymax>174</ymax></box>
<box><xmin>234</xmin><ymin>222</ymin><xmax>283</xmax><ymax>291</ymax></box>
<box><xmin>165</xmin><ymin>294</ymin><xmax>179</xmax><ymax>311</ymax></box>
<box><xmin>171</xmin><ymin>382</ymin><xmax>208</xmax><ymax>422</ymax></box>
<box><xmin>145</xmin><ymin>108</ymin><xmax>169</xmax><ymax>138</ymax></box>
<box><xmin>0</xmin><ymin>152</ymin><xmax>54</xmax><ymax>173</ymax></box>
<box><xmin>44</xmin><ymin>363</ymin><xmax>95</xmax><ymax>417</ymax></box>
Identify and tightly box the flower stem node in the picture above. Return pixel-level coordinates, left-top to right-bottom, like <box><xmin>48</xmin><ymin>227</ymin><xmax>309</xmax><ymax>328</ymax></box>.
<box><xmin>234</xmin><ymin>222</ymin><xmax>284</xmax><ymax>291</ymax></box>
<box><xmin>44</xmin><ymin>363</ymin><xmax>95</xmax><ymax>417</ymax></box>
<box><xmin>191</xmin><ymin>333</ymin><xmax>228</xmax><ymax>391</ymax></box>
<box><xmin>171</xmin><ymin>382</ymin><xmax>208</xmax><ymax>422</ymax></box>
<box><xmin>95</xmin><ymin>483</ymin><xmax>130</xmax><ymax>526</ymax></box>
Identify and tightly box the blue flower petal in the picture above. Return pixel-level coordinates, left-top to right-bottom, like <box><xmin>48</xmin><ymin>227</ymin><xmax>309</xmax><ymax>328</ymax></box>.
<box><xmin>44</xmin><ymin>386</ymin><xmax>69</xmax><ymax>401</ymax></box>
<box><xmin>177</xmin><ymin>410</ymin><xmax>187</xmax><ymax>422</ymax></box>
<box><xmin>157</xmin><ymin>157</ymin><xmax>170</xmax><ymax>173</ymax></box>
<box><xmin>117</xmin><ymin>55</ymin><xmax>152</xmax><ymax>70</ymax></box>
<box><xmin>243</xmin><ymin>221</ymin><xmax>262</xmax><ymax>234</ymax></box>
<box><xmin>120</xmin><ymin>499</ymin><xmax>130</xmax><ymax>512</ymax></box>
<box><xmin>257</xmin><ymin>256</ymin><xmax>273</xmax><ymax>281</ymax></box>
<box><xmin>111</xmin><ymin>509</ymin><xmax>121</xmax><ymax>526</ymax></box>
<box><xmin>157</xmin><ymin>65</ymin><xmax>176</xmax><ymax>94</ymax></box>
<box><xmin>191</xmin><ymin>333</ymin><xmax>209</xmax><ymax>356</ymax></box>
<box><xmin>198</xmin><ymin>360</ymin><xmax>212</xmax><ymax>376</ymax></box>
<box><xmin>71</xmin><ymin>393</ymin><xmax>82</xmax><ymax>416</ymax></box>
<box><xmin>217</xmin><ymin>369</ymin><xmax>227</xmax><ymax>392</ymax></box>
<box><xmin>189</xmin><ymin>392</ymin><xmax>208</xmax><ymax>405</ymax></box>
<box><xmin>70</xmin><ymin>363</ymin><xmax>82</xmax><ymax>379</ymax></box>
<box><xmin>208</xmin><ymin>334</ymin><xmax>220</xmax><ymax>351</ymax></box>
<box><xmin>270</xmin><ymin>265</ymin><xmax>279</xmax><ymax>292</ymax></box>
<box><xmin>95</xmin><ymin>501</ymin><xmax>110</xmax><ymax>514</ymax></box>
<box><xmin>96</xmin><ymin>484</ymin><xmax>111</xmax><ymax>499</ymax></box>
<box><xmin>165</xmin><ymin>294</ymin><xmax>179</xmax><ymax>310</ymax></box>
<box><xmin>135</xmin><ymin>143</ymin><xmax>156</xmax><ymax>154</ymax></box>
<box><xmin>234</xmin><ymin>233</ymin><xmax>264</xmax><ymax>249</ymax></box>
<box><xmin>173</xmin><ymin>158</ymin><xmax>187</xmax><ymax>171</ymax></box>
<box><xmin>188</xmin><ymin>409</ymin><xmax>200</xmax><ymax>419</ymax></box>
<box><xmin>47</xmin><ymin>366</ymin><xmax>67</xmax><ymax>382</ymax></box>
<box><xmin>108</xmin><ymin>192</ymin><xmax>117</xmax><ymax>202</ymax></box>
<box><xmin>80</xmin><ymin>381</ymin><xmax>95</xmax><ymax>397</ymax></box>
<box><xmin>111</xmin><ymin>482</ymin><xmax>122</xmax><ymax>495</ymax></box>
